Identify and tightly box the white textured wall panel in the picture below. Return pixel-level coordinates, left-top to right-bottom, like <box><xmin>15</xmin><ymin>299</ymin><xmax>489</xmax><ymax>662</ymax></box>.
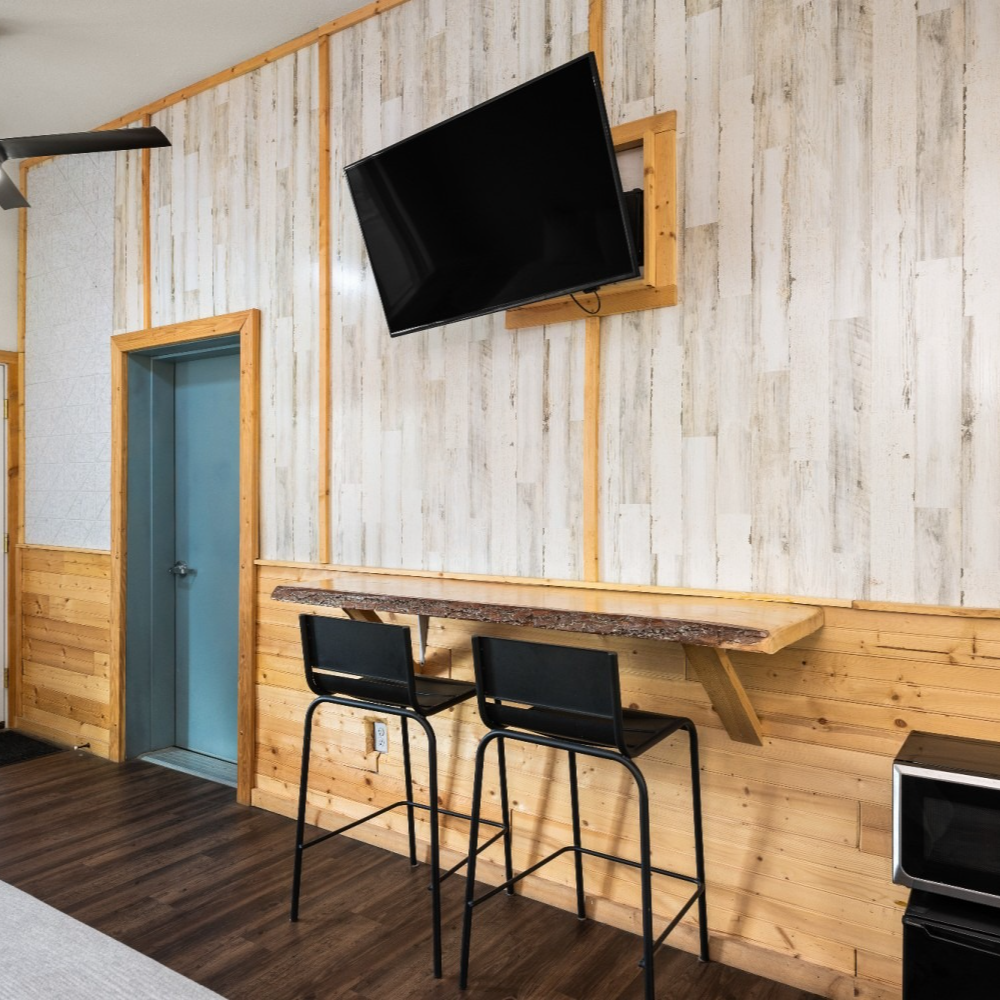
<box><xmin>24</xmin><ymin>154</ymin><xmax>116</xmax><ymax>550</ymax></box>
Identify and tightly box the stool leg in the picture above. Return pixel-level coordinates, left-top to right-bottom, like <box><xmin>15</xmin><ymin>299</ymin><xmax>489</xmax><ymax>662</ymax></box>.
<box><xmin>401</xmin><ymin>715</ymin><xmax>418</xmax><ymax>867</ymax></box>
<box><xmin>688</xmin><ymin>724</ymin><xmax>710</xmax><ymax>962</ymax></box>
<box><xmin>459</xmin><ymin>733</ymin><xmax>491</xmax><ymax>990</ymax></box>
<box><xmin>290</xmin><ymin>699</ymin><xmax>319</xmax><ymax>922</ymax></box>
<box><xmin>496</xmin><ymin>734</ymin><xmax>514</xmax><ymax>892</ymax></box>
<box><xmin>632</xmin><ymin>763</ymin><xmax>656</xmax><ymax>1000</ymax></box>
<box><xmin>568</xmin><ymin>750</ymin><xmax>586</xmax><ymax>919</ymax></box>
<box><xmin>421</xmin><ymin>718</ymin><xmax>443</xmax><ymax>979</ymax></box>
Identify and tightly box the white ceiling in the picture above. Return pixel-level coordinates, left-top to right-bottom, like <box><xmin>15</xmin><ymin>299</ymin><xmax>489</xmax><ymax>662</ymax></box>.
<box><xmin>0</xmin><ymin>0</ymin><xmax>361</xmax><ymax>139</ymax></box>
<box><xmin>0</xmin><ymin>1</ymin><xmax>365</xmax><ymax>349</ymax></box>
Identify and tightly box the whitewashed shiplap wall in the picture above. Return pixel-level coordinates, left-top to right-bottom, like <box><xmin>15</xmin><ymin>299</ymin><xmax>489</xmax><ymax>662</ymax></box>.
<box><xmin>145</xmin><ymin>48</ymin><xmax>321</xmax><ymax>563</ymax></box>
<box><xmin>23</xmin><ymin>153</ymin><xmax>115</xmax><ymax>550</ymax></box>
<box><xmin>20</xmin><ymin>0</ymin><xmax>1000</xmax><ymax>608</ymax></box>
<box><xmin>600</xmin><ymin>0</ymin><xmax>1000</xmax><ymax>606</ymax></box>
<box><xmin>329</xmin><ymin>0</ymin><xmax>591</xmax><ymax>579</ymax></box>
<box><xmin>113</xmin><ymin>146</ymin><xmax>144</xmax><ymax>336</ymax></box>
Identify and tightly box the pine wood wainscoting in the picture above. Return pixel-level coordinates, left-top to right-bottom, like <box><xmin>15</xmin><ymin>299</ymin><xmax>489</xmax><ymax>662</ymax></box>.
<box><xmin>13</xmin><ymin>552</ymin><xmax>1000</xmax><ymax>999</ymax></box>
<box><xmin>14</xmin><ymin>546</ymin><xmax>112</xmax><ymax>756</ymax></box>
<box><xmin>255</xmin><ymin>563</ymin><xmax>1000</xmax><ymax>1000</ymax></box>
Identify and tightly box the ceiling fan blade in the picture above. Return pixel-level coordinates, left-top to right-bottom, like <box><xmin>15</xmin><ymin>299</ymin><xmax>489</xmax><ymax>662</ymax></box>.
<box><xmin>0</xmin><ymin>126</ymin><xmax>170</xmax><ymax>161</ymax></box>
<box><xmin>0</xmin><ymin>164</ymin><xmax>29</xmax><ymax>210</ymax></box>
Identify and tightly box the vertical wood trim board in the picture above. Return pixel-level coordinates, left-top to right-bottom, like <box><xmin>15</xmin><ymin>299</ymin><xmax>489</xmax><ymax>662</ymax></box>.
<box><xmin>2</xmin><ymin>353</ymin><xmax>20</xmax><ymax>729</ymax></box>
<box><xmin>582</xmin><ymin>317</ymin><xmax>602</xmax><ymax>581</ymax></box>
<box><xmin>237</xmin><ymin>310</ymin><xmax>261</xmax><ymax>801</ymax></box>
<box><xmin>141</xmin><ymin>114</ymin><xmax>152</xmax><ymax>331</ymax></box>
<box><xmin>581</xmin><ymin>1</ymin><xmax>605</xmax><ymax>583</ymax></box>
<box><xmin>589</xmin><ymin>0</ymin><xmax>605</xmax><ymax>84</ymax></box>
<box><xmin>317</xmin><ymin>36</ymin><xmax>332</xmax><ymax>566</ymax></box>
<box><xmin>108</xmin><ymin>338</ymin><xmax>127</xmax><ymax>761</ymax></box>
<box><xmin>15</xmin><ymin>167</ymin><xmax>28</xmax><ymax>728</ymax></box>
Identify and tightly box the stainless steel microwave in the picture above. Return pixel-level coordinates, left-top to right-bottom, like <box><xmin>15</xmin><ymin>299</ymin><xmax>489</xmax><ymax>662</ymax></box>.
<box><xmin>893</xmin><ymin>731</ymin><xmax>1000</xmax><ymax>908</ymax></box>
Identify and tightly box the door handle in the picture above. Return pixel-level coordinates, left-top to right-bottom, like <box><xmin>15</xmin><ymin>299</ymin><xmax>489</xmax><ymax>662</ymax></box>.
<box><xmin>169</xmin><ymin>561</ymin><xmax>191</xmax><ymax>577</ymax></box>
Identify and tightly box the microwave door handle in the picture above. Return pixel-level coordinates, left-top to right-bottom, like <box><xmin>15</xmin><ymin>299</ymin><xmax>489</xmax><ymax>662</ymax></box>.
<box><xmin>919</xmin><ymin>922</ymin><xmax>1000</xmax><ymax>958</ymax></box>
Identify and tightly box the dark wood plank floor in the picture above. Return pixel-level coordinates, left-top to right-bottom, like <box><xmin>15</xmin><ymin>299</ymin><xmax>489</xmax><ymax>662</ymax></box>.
<box><xmin>0</xmin><ymin>751</ymin><xmax>823</xmax><ymax>1000</ymax></box>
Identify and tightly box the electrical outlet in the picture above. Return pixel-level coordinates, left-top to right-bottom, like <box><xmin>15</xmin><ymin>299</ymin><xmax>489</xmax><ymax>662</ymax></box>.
<box><xmin>373</xmin><ymin>721</ymin><xmax>389</xmax><ymax>753</ymax></box>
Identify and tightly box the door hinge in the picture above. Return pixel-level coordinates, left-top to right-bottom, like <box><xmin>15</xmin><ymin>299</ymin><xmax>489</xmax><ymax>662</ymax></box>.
<box><xmin>3</xmin><ymin>667</ymin><xmax>7</xmax><ymax>689</ymax></box>
<box><xmin>3</xmin><ymin>398</ymin><xmax>7</xmax><ymax>420</ymax></box>
<box><xmin>3</xmin><ymin>534</ymin><xmax>7</xmax><ymax>554</ymax></box>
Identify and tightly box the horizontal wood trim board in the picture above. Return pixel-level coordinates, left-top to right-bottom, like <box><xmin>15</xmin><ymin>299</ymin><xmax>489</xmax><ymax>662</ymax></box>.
<box><xmin>255</xmin><ymin>559</ymin><xmax>857</xmax><ymax>609</ymax></box>
<box><xmin>39</xmin><ymin>0</ymin><xmax>416</xmax><ymax>137</ymax></box>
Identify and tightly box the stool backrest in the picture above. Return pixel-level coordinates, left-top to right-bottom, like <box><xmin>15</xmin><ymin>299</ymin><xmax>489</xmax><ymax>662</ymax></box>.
<box><xmin>300</xmin><ymin>614</ymin><xmax>417</xmax><ymax>709</ymax></box>
<box><xmin>471</xmin><ymin>635</ymin><xmax>627</xmax><ymax>753</ymax></box>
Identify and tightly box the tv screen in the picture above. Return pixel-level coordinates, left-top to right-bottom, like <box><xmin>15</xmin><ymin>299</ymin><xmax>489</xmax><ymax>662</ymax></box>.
<box><xmin>345</xmin><ymin>52</ymin><xmax>639</xmax><ymax>337</ymax></box>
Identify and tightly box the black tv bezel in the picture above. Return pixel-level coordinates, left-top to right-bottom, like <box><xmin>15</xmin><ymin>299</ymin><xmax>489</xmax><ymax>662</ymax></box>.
<box><xmin>344</xmin><ymin>51</ymin><xmax>641</xmax><ymax>338</ymax></box>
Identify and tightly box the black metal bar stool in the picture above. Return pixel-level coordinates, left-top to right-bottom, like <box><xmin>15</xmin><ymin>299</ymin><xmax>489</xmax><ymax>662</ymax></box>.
<box><xmin>290</xmin><ymin>614</ymin><xmax>509</xmax><ymax>978</ymax></box>
<box><xmin>459</xmin><ymin>635</ymin><xmax>709</xmax><ymax>1000</ymax></box>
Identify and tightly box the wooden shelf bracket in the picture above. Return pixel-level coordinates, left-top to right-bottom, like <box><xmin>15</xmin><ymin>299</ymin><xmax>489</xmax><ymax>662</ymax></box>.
<box><xmin>681</xmin><ymin>644</ymin><xmax>764</xmax><ymax>746</ymax></box>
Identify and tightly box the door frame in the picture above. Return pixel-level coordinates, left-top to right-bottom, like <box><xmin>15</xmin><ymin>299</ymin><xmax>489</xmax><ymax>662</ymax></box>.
<box><xmin>0</xmin><ymin>352</ymin><xmax>16</xmax><ymax>729</ymax></box>
<box><xmin>110</xmin><ymin>311</ymin><xmax>259</xmax><ymax>803</ymax></box>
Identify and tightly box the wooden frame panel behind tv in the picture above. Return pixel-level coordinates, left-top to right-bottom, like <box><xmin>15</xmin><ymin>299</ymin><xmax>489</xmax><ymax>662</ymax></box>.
<box><xmin>506</xmin><ymin>110</ymin><xmax>678</xmax><ymax>328</ymax></box>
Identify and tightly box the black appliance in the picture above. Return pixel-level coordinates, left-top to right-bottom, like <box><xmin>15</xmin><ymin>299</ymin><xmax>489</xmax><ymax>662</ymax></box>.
<box><xmin>345</xmin><ymin>52</ymin><xmax>640</xmax><ymax>337</ymax></box>
<box><xmin>894</xmin><ymin>732</ymin><xmax>1000</xmax><ymax>998</ymax></box>
<box><xmin>903</xmin><ymin>890</ymin><xmax>1000</xmax><ymax>999</ymax></box>
<box><xmin>893</xmin><ymin>730</ymin><xmax>1000</xmax><ymax>908</ymax></box>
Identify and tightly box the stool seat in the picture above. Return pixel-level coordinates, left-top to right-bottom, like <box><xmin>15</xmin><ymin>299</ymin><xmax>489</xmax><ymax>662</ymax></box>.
<box><xmin>490</xmin><ymin>704</ymin><xmax>687</xmax><ymax>757</ymax></box>
<box><xmin>314</xmin><ymin>671</ymin><xmax>476</xmax><ymax>713</ymax></box>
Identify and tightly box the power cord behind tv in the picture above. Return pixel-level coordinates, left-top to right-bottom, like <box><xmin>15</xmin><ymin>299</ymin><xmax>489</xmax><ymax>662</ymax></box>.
<box><xmin>570</xmin><ymin>288</ymin><xmax>602</xmax><ymax>315</ymax></box>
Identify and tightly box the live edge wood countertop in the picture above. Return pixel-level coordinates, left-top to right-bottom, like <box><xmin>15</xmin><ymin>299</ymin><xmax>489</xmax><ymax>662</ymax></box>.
<box><xmin>270</xmin><ymin>572</ymin><xmax>825</xmax><ymax>746</ymax></box>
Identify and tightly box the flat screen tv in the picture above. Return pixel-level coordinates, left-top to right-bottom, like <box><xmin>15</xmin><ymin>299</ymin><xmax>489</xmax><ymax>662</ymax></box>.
<box><xmin>345</xmin><ymin>52</ymin><xmax>639</xmax><ymax>337</ymax></box>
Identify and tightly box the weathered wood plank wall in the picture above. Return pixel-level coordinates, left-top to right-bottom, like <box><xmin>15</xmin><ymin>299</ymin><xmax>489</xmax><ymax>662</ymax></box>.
<box><xmin>328</xmin><ymin>0</ymin><xmax>589</xmax><ymax>579</ymax></box>
<box><xmin>113</xmin><ymin>147</ymin><xmax>144</xmax><ymax>336</ymax></box>
<box><xmin>145</xmin><ymin>49</ymin><xmax>321</xmax><ymax>564</ymax></box>
<box><xmin>21</xmin><ymin>0</ymin><xmax>1000</xmax><ymax>603</ymax></box>
<box><xmin>598</xmin><ymin>0</ymin><xmax>999</xmax><ymax>607</ymax></box>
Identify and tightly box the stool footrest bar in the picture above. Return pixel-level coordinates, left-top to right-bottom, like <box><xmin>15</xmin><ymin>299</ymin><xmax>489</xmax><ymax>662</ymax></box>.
<box><xmin>653</xmin><ymin>886</ymin><xmax>704</xmax><ymax>952</ymax></box>
<box><xmin>440</xmin><ymin>827</ymin><xmax>509</xmax><ymax>883</ymax></box>
<box><xmin>300</xmin><ymin>799</ymin><xmax>506</xmax><ymax>854</ymax></box>
<box><xmin>468</xmin><ymin>843</ymin><xmax>703</xmax><ymax>911</ymax></box>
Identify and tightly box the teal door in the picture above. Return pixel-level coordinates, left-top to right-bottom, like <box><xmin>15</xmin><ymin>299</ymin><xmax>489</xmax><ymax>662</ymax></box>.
<box><xmin>172</xmin><ymin>353</ymin><xmax>240</xmax><ymax>762</ymax></box>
